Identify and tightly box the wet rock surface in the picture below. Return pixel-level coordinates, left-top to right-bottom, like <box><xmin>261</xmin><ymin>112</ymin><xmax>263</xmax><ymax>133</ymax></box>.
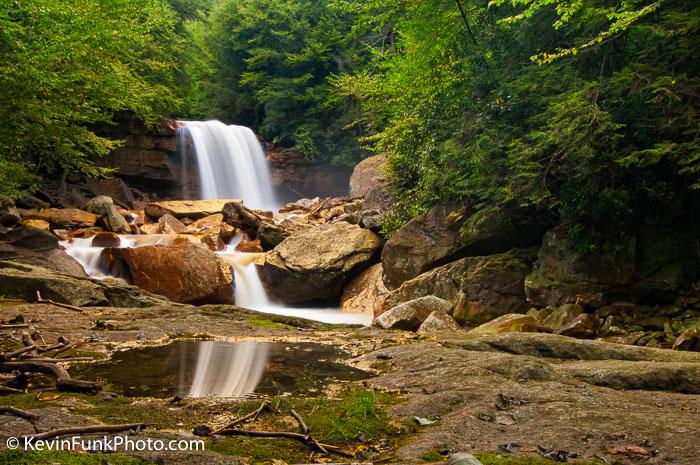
<box><xmin>104</xmin><ymin>242</ymin><xmax>234</xmax><ymax>304</ymax></box>
<box><xmin>1</xmin><ymin>303</ymin><xmax>698</xmax><ymax>464</ymax></box>
<box><xmin>260</xmin><ymin>222</ymin><xmax>381</xmax><ymax>303</ymax></box>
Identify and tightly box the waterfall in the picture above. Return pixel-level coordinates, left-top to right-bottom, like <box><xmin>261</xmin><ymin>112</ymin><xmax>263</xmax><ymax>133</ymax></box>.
<box><xmin>177</xmin><ymin>120</ymin><xmax>278</xmax><ymax>211</ymax></box>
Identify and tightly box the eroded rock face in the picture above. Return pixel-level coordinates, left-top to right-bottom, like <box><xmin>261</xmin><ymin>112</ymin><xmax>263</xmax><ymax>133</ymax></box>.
<box><xmin>469</xmin><ymin>313</ymin><xmax>540</xmax><ymax>335</ymax></box>
<box><xmin>417</xmin><ymin>310</ymin><xmax>461</xmax><ymax>334</ymax></box>
<box><xmin>382</xmin><ymin>204</ymin><xmax>467</xmax><ymax>288</ymax></box>
<box><xmin>525</xmin><ymin>230</ymin><xmax>636</xmax><ymax>308</ymax></box>
<box><xmin>105</xmin><ymin>243</ymin><xmax>234</xmax><ymax>304</ymax></box>
<box><xmin>374</xmin><ymin>296</ymin><xmax>453</xmax><ymax>331</ymax></box>
<box><xmin>19</xmin><ymin>208</ymin><xmax>99</xmax><ymax>229</ymax></box>
<box><xmin>349</xmin><ymin>155</ymin><xmax>387</xmax><ymax>197</ymax></box>
<box><xmin>260</xmin><ymin>222</ymin><xmax>381</xmax><ymax>303</ymax></box>
<box><xmin>0</xmin><ymin>226</ymin><xmax>87</xmax><ymax>277</ymax></box>
<box><xmin>340</xmin><ymin>263</ymin><xmax>389</xmax><ymax>316</ymax></box>
<box><xmin>380</xmin><ymin>249</ymin><xmax>536</xmax><ymax>325</ymax></box>
<box><xmin>145</xmin><ymin>200</ymin><xmax>239</xmax><ymax>220</ymax></box>
<box><xmin>0</xmin><ymin>198</ymin><xmax>20</xmax><ymax>227</ymax></box>
<box><xmin>0</xmin><ymin>261</ymin><xmax>168</xmax><ymax>307</ymax></box>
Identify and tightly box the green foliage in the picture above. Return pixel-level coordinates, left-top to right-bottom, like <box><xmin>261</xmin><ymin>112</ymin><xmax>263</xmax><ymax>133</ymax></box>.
<box><xmin>197</xmin><ymin>0</ymin><xmax>369</xmax><ymax>165</ymax></box>
<box><xmin>336</xmin><ymin>0</ymin><xmax>700</xmax><ymax>249</ymax></box>
<box><xmin>0</xmin><ymin>0</ymin><xmax>181</xmax><ymax>199</ymax></box>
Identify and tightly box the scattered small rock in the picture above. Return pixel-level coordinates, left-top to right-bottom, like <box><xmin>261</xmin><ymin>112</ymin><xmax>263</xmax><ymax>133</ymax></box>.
<box><xmin>192</xmin><ymin>425</ymin><xmax>212</xmax><ymax>437</ymax></box>
<box><xmin>448</xmin><ymin>452</ymin><xmax>483</xmax><ymax>465</ymax></box>
<box><xmin>414</xmin><ymin>416</ymin><xmax>439</xmax><ymax>426</ymax></box>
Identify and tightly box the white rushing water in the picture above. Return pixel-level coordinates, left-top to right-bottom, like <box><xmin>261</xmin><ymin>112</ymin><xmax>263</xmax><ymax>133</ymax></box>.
<box><xmin>62</xmin><ymin>235</ymin><xmax>372</xmax><ymax>326</ymax></box>
<box><xmin>178</xmin><ymin>120</ymin><xmax>279</xmax><ymax>211</ymax></box>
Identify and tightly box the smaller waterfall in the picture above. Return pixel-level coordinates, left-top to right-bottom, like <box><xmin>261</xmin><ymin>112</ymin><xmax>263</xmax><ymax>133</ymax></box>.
<box><xmin>178</xmin><ymin>120</ymin><xmax>279</xmax><ymax>211</ymax></box>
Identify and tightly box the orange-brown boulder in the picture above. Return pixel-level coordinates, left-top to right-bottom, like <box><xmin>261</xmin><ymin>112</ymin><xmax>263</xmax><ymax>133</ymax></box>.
<box><xmin>105</xmin><ymin>243</ymin><xmax>233</xmax><ymax>304</ymax></box>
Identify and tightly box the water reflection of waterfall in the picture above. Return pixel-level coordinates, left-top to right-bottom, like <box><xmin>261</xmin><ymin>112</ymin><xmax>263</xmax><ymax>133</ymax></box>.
<box><xmin>188</xmin><ymin>341</ymin><xmax>270</xmax><ymax>398</ymax></box>
<box><xmin>177</xmin><ymin>120</ymin><xmax>279</xmax><ymax>211</ymax></box>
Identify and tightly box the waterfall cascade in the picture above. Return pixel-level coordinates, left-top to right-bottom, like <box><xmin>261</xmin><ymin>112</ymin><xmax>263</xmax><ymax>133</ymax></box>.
<box><xmin>60</xmin><ymin>119</ymin><xmax>372</xmax><ymax>398</ymax></box>
<box><xmin>177</xmin><ymin>120</ymin><xmax>279</xmax><ymax>211</ymax></box>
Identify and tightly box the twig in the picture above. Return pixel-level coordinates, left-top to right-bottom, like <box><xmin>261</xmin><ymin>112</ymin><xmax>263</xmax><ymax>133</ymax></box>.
<box><xmin>219</xmin><ymin>429</ymin><xmax>352</xmax><ymax>457</ymax></box>
<box><xmin>53</xmin><ymin>339</ymin><xmax>86</xmax><ymax>357</ymax></box>
<box><xmin>24</xmin><ymin>423</ymin><xmax>146</xmax><ymax>441</ymax></box>
<box><xmin>0</xmin><ymin>406</ymin><xmax>40</xmax><ymax>431</ymax></box>
<box><xmin>0</xmin><ymin>360</ymin><xmax>101</xmax><ymax>393</ymax></box>
<box><xmin>35</xmin><ymin>291</ymin><xmax>83</xmax><ymax>313</ymax></box>
<box><xmin>291</xmin><ymin>408</ymin><xmax>328</xmax><ymax>454</ymax></box>
<box><xmin>212</xmin><ymin>402</ymin><xmax>268</xmax><ymax>435</ymax></box>
<box><xmin>18</xmin><ymin>357</ymin><xmax>94</xmax><ymax>363</ymax></box>
<box><xmin>0</xmin><ymin>324</ymin><xmax>29</xmax><ymax>330</ymax></box>
<box><xmin>0</xmin><ymin>385</ymin><xmax>22</xmax><ymax>393</ymax></box>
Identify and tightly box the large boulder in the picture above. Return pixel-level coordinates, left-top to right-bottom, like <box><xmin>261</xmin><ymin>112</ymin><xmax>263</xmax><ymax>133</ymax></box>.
<box><xmin>19</xmin><ymin>208</ymin><xmax>99</xmax><ymax>229</ymax></box>
<box><xmin>469</xmin><ymin>313</ymin><xmax>540</xmax><ymax>335</ymax></box>
<box><xmin>349</xmin><ymin>154</ymin><xmax>388</xmax><ymax>197</ymax></box>
<box><xmin>525</xmin><ymin>230</ymin><xmax>636</xmax><ymax>308</ymax></box>
<box><xmin>417</xmin><ymin>310</ymin><xmax>461</xmax><ymax>334</ymax></box>
<box><xmin>104</xmin><ymin>243</ymin><xmax>234</xmax><ymax>304</ymax></box>
<box><xmin>360</xmin><ymin>185</ymin><xmax>394</xmax><ymax>231</ymax></box>
<box><xmin>85</xmin><ymin>177</ymin><xmax>136</xmax><ymax>209</ymax></box>
<box><xmin>0</xmin><ymin>197</ymin><xmax>20</xmax><ymax>227</ymax></box>
<box><xmin>340</xmin><ymin>263</ymin><xmax>389</xmax><ymax>316</ymax></box>
<box><xmin>380</xmin><ymin>249</ymin><xmax>536</xmax><ymax>324</ymax></box>
<box><xmin>0</xmin><ymin>226</ymin><xmax>87</xmax><ymax>277</ymax></box>
<box><xmin>260</xmin><ymin>222</ymin><xmax>381</xmax><ymax>303</ymax></box>
<box><xmin>83</xmin><ymin>196</ymin><xmax>130</xmax><ymax>234</ymax></box>
<box><xmin>382</xmin><ymin>204</ymin><xmax>467</xmax><ymax>288</ymax></box>
<box><xmin>145</xmin><ymin>199</ymin><xmax>240</xmax><ymax>220</ymax></box>
<box><xmin>373</xmin><ymin>296</ymin><xmax>452</xmax><ymax>331</ymax></box>
<box><xmin>0</xmin><ymin>261</ymin><xmax>169</xmax><ymax>307</ymax></box>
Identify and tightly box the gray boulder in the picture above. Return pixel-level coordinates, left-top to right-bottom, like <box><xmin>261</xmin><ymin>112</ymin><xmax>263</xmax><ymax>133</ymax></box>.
<box><xmin>374</xmin><ymin>296</ymin><xmax>452</xmax><ymax>331</ymax></box>
<box><xmin>417</xmin><ymin>311</ymin><xmax>461</xmax><ymax>334</ymax></box>
<box><xmin>260</xmin><ymin>222</ymin><xmax>381</xmax><ymax>303</ymax></box>
<box><xmin>0</xmin><ymin>197</ymin><xmax>20</xmax><ymax>227</ymax></box>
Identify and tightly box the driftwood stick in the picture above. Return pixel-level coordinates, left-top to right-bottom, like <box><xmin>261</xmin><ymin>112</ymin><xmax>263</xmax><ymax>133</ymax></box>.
<box><xmin>0</xmin><ymin>406</ymin><xmax>39</xmax><ymax>421</ymax></box>
<box><xmin>0</xmin><ymin>360</ymin><xmax>101</xmax><ymax>393</ymax></box>
<box><xmin>24</xmin><ymin>423</ymin><xmax>146</xmax><ymax>441</ymax></box>
<box><xmin>35</xmin><ymin>291</ymin><xmax>83</xmax><ymax>313</ymax></box>
<box><xmin>7</xmin><ymin>345</ymin><xmax>37</xmax><ymax>359</ymax></box>
<box><xmin>53</xmin><ymin>339</ymin><xmax>86</xmax><ymax>357</ymax></box>
<box><xmin>0</xmin><ymin>324</ymin><xmax>29</xmax><ymax>330</ymax></box>
<box><xmin>219</xmin><ymin>429</ymin><xmax>352</xmax><ymax>457</ymax></box>
<box><xmin>0</xmin><ymin>385</ymin><xmax>23</xmax><ymax>393</ymax></box>
<box><xmin>18</xmin><ymin>357</ymin><xmax>94</xmax><ymax>363</ymax></box>
<box><xmin>0</xmin><ymin>406</ymin><xmax>40</xmax><ymax>432</ymax></box>
<box><xmin>212</xmin><ymin>402</ymin><xmax>268</xmax><ymax>435</ymax></box>
<box><xmin>291</xmin><ymin>408</ymin><xmax>328</xmax><ymax>454</ymax></box>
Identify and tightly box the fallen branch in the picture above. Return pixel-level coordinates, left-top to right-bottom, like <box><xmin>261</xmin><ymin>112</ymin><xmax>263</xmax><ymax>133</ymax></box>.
<box><xmin>35</xmin><ymin>291</ymin><xmax>83</xmax><ymax>313</ymax></box>
<box><xmin>53</xmin><ymin>338</ymin><xmax>87</xmax><ymax>357</ymax></box>
<box><xmin>212</xmin><ymin>402</ymin><xmax>269</xmax><ymax>435</ymax></box>
<box><xmin>24</xmin><ymin>423</ymin><xmax>146</xmax><ymax>441</ymax></box>
<box><xmin>0</xmin><ymin>324</ymin><xmax>29</xmax><ymax>330</ymax></box>
<box><xmin>291</xmin><ymin>408</ymin><xmax>327</xmax><ymax>454</ymax></box>
<box><xmin>219</xmin><ymin>428</ymin><xmax>352</xmax><ymax>457</ymax></box>
<box><xmin>0</xmin><ymin>360</ymin><xmax>101</xmax><ymax>393</ymax></box>
<box><xmin>0</xmin><ymin>406</ymin><xmax>40</xmax><ymax>423</ymax></box>
<box><xmin>1</xmin><ymin>406</ymin><xmax>40</xmax><ymax>432</ymax></box>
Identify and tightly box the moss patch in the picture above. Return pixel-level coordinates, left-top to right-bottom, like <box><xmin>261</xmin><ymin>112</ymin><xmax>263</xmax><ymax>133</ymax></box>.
<box><xmin>244</xmin><ymin>317</ymin><xmax>292</xmax><ymax>330</ymax></box>
<box><xmin>0</xmin><ymin>450</ymin><xmax>146</xmax><ymax>465</ymax></box>
<box><xmin>476</xmin><ymin>453</ymin><xmax>602</xmax><ymax>464</ymax></box>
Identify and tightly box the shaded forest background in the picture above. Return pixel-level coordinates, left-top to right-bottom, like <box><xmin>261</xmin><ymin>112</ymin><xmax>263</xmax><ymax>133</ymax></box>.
<box><xmin>0</xmin><ymin>0</ymin><xmax>698</xmax><ymax>249</ymax></box>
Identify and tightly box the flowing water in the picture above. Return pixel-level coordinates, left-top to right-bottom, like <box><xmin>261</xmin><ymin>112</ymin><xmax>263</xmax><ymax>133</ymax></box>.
<box><xmin>71</xmin><ymin>341</ymin><xmax>369</xmax><ymax>399</ymax></box>
<box><xmin>64</xmin><ymin>120</ymin><xmax>372</xmax><ymax>393</ymax></box>
<box><xmin>177</xmin><ymin>120</ymin><xmax>279</xmax><ymax>211</ymax></box>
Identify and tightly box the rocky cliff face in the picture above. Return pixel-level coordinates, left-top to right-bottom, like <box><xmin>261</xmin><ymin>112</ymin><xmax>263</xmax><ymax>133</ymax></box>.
<box><xmin>267</xmin><ymin>149</ymin><xmax>353</xmax><ymax>203</ymax></box>
<box><xmin>92</xmin><ymin>117</ymin><xmax>352</xmax><ymax>205</ymax></box>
